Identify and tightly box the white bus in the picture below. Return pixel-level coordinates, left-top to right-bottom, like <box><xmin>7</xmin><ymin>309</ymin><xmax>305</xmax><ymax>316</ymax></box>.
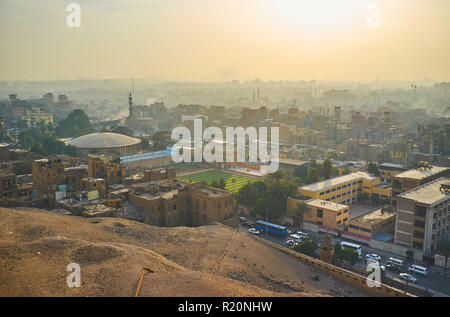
<box><xmin>387</xmin><ymin>257</ymin><xmax>404</xmax><ymax>268</ymax></box>
<box><xmin>340</xmin><ymin>241</ymin><xmax>362</xmax><ymax>259</ymax></box>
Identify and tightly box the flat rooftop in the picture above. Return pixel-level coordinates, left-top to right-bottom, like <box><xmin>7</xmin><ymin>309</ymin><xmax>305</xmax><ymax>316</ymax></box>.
<box><xmin>307</xmin><ymin>199</ymin><xmax>348</xmax><ymax>212</ymax></box>
<box><xmin>394</xmin><ymin>166</ymin><xmax>449</xmax><ymax>181</ymax></box>
<box><xmin>300</xmin><ymin>172</ymin><xmax>377</xmax><ymax>192</ymax></box>
<box><xmin>277</xmin><ymin>158</ymin><xmax>310</xmax><ymax>167</ymax></box>
<box><xmin>397</xmin><ymin>177</ymin><xmax>450</xmax><ymax>206</ymax></box>
<box><xmin>350</xmin><ymin>207</ymin><xmax>395</xmax><ymax>225</ymax></box>
<box><xmin>379</xmin><ymin>163</ymin><xmax>407</xmax><ymax>171</ymax></box>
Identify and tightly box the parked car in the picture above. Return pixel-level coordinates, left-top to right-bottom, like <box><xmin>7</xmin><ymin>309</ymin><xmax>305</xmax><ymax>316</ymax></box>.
<box><xmin>296</xmin><ymin>231</ymin><xmax>309</xmax><ymax>238</ymax></box>
<box><xmin>365</xmin><ymin>253</ymin><xmax>381</xmax><ymax>262</ymax></box>
<box><xmin>386</xmin><ymin>264</ymin><xmax>400</xmax><ymax>272</ymax></box>
<box><xmin>288</xmin><ymin>234</ymin><xmax>304</xmax><ymax>243</ymax></box>
<box><xmin>286</xmin><ymin>239</ymin><xmax>298</xmax><ymax>247</ymax></box>
<box><xmin>239</xmin><ymin>217</ymin><xmax>247</xmax><ymax>223</ymax></box>
<box><xmin>399</xmin><ymin>273</ymin><xmax>417</xmax><ymax>283</ymax></box>
<box><xmin>408</xmin><ymin>264</ymin><xmax>428</xmax><ymax>276</ymax></box>
<box><xmin>248</xmin><ymin>228</ymin><xmax>261</xmax><ymax>235</ymax></box>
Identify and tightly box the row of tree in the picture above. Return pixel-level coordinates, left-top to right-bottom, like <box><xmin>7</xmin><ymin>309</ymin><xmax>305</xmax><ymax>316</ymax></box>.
<box><xmin>19</xmin><ymin>128</ymin><xmax>77</xmax><ymax>157</ymax></box>
<box><xmin>236</xmin><ymin>171</ymin><xmax>297</xmax><ymax>221</ymax></box>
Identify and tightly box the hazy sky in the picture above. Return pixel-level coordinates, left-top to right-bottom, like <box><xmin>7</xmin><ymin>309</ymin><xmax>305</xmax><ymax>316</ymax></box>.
<box><xmin>1</xmin><ymin>0</ymin><xmax>449</xmax><ymax>81</ymax></box>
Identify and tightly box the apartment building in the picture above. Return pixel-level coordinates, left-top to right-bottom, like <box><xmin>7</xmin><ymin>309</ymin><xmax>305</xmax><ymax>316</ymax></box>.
<box><xmin>0</xmin><ymin>171</ymin><xmax>18</xmax><ymax>199</ymax></box>
<box><xmin>88</xmin><ymin>155</ymin><xmax>126</xmax><ymax>186</ymax></box>
<box><xmin>304</xmin><ymin>199</ymin><xmax>349</xmax><ymax>229</ymax></box>
<box><xmin>395</xmin><ymin>178</ymin><xmax>450</xmax><ymax>256</ymax></box>
<box><xmin>392</xmin><ymin>165</ymin><xmax>450</xmax><ymax>204</ymax></box>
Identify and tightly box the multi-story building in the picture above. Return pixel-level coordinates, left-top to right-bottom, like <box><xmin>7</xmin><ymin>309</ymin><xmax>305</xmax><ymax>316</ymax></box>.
<box><xmin>32</xmin><ymin>157</ymin><xmax>65</xmax><ymax>200</ymax></box>
<box><xmin>298</xmin><ymin>172</ymin><xmax>391</xmax><ymax>205</ymax></box>
<box><xmin>88</xmin><ymin>155</ymin><xmax>126</xmax><ymax>186</ymax></box>
<box><xmin>392</xmin><ymin>165</ymin><xmax>450</xmax><ymax>204</ymax></box>
<box><xmin>21</xmin><ymin>108</ymin><xmax>53</xmax><ymax>127</ymax></box>
<box><xmin>129</xmin><ymin>180</ymin><xmax>234</xmax><ymax>227</ymax></box>
<box><xmin>394</xmin><ymin>178</ymin><xmax>450</xmax><ymax>256</ymax></box>
<box><xmin>0</xmin><ymin>171</ymin><xmax>18</xmax><ymax>199</ymax></box>
<box><xmin>378</xmin><ymin>163</ymin><xmax>407</xmax><ymax>183</ymax></box>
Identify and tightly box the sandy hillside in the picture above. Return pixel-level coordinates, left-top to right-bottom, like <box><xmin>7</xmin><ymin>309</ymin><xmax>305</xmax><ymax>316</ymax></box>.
<box><xmin>0</xmin><ymin>208</ymin><xmax>367</xmax><ymax>296</ymax></box>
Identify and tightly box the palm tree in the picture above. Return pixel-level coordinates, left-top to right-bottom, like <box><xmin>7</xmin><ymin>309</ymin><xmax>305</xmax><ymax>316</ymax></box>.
<box><xmin>289</xmin><ymin>202</ymin><xmax>311</xmax><ymax>230</ymax></box>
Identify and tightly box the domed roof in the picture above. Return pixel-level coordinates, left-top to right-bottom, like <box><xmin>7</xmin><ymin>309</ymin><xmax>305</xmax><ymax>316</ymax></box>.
<box><xmin>66</xmin><ymin>132</ymin><xmax>141</xmax><ymax>149</ymax></box>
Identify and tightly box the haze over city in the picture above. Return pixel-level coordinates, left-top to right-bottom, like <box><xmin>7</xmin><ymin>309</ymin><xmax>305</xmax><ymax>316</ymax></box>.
<box><xmin>1</xmin><ymin>0</ymin><xmax>450</xmax><ymax>81</ymax></box>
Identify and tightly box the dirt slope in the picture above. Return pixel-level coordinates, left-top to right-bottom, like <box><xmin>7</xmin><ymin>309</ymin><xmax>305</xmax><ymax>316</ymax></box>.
<box><xmin>0</xmin><ymin>208</ymin><xmax>366</xmax><ymax>296</ymax></box>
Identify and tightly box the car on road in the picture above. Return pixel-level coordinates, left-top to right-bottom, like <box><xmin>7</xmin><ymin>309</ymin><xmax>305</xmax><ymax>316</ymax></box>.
<box><xmin>241</xmin><ymin>220</ymin><xmax>253</xmax><ymax>227</ymax></box>
<box><xmin>399</xmin><ymin>273</ymin><xmax>417</xmax><ymax>283</ymax></box>
<box><xmin>365</xmin><ymin>253</ymin><xmax>381</xmax><ymax>262</ymax></box>
<box><xmin>296</xmin><ymin>231</ymin><xmax>309</xmax><ymax>238</ymax></box>
<box><xmin>408</xmin><ymin>264</ymin><xmax>428</xmax><ymax>276</ymax></box>
<box><xmin>386</xmin><ymin>264</ymin><xmax>400</xmax><ymax>272</ymax></box>
<box><xmin>286</xmin><ymin>239</ymin><xmax>299</xmax><ymax>247</ymax></box>
<box><xmin>288</xmin><ymin>234</ymin><xmax>304</xmax><ymax>243</ymax></box>
<box><xmin>248</xmin><ymin>228</ymin><xmax>261</xmax><ymax>235</ymax></box>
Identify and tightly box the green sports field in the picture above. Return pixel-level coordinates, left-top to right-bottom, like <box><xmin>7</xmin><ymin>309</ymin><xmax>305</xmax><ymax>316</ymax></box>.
<box><xmin>180</xmin><ymin>170</ymin><xmax>256</xmax><ymax>193</ymax></box>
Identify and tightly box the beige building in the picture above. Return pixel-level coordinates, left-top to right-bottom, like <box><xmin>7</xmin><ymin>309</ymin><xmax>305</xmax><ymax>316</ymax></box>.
<box><xmin>348</xmin><ymin>207</ymin><xmax>396</xmax><ymax>239</ymax></box>
<box><xmin>395</xmin><ymin>178</ymin><xmax>450</xmax><ymax>256</ymax></box>
<box><xmin>287</xmin><ymin>198</ymin><xmax>349</xmax><ymax>230</ymax></box>
<box><xmin>21</xmin><ymin>108</ymin><xmax>53</xmax><ymax>127</ymax></box>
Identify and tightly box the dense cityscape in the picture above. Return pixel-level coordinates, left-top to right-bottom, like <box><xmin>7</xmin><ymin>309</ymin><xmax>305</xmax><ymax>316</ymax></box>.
<box><xmin>1</xmin><ymin>0</ymin><xmax>449</xmax><ymax>304</ymax></box>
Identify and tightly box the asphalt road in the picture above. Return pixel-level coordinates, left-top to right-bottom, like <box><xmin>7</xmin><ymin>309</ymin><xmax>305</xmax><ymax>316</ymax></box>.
<box><xmin>238</xmin><ymin>222</ymin><xmax>450</xmax><ymax>296</ymax></box>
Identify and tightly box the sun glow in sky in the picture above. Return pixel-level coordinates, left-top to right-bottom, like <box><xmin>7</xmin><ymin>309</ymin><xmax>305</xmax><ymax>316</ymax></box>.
<box><xmin>0</xmin><ymin>0</ymin><xmax>449</xmax><ymax>81</ymax></box>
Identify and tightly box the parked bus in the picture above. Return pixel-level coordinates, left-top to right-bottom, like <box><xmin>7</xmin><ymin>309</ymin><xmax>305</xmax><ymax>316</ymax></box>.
<box><xmin>340</xmin><ymin>241</ymin><xmax>362</xmax><ymax>259</ymax></box>
<box><xmin>254</xmin><ymin>220</ymin><xmax>289</xmax><ymax>237</ymax></box>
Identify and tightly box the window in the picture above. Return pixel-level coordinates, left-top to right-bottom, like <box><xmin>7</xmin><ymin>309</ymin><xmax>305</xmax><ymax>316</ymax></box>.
<box><xmin>337</xmin><ymin>212</ymin><xmax>342</xmax><ymax>216</ymax></box>
<box><xmin>317</xmin><ymin>209</ymin><xmax>323</xmax><ymax>218</ymax></box>
<box><xmin>337</xmin><ymin>220</ymin><xmax>341</xmax><ymax>225</ymax></box>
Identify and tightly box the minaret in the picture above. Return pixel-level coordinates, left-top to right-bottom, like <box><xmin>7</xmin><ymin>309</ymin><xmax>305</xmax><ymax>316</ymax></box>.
<box><xmin>128</xmin><ymin>92</ymin><xmax>134</xmax><ymax>117</ymax></box>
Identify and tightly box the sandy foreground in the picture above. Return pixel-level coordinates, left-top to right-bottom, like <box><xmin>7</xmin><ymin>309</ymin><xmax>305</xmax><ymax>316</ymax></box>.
<box><xmin>0</xmin><ymin>207</ymin><xmax>367</xmax><ymax>297</ymax></box>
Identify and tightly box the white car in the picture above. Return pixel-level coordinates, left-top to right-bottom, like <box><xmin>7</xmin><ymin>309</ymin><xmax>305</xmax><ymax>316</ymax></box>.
<box><xmin>365</xmin><ymin>253</ymin><xmax>381</xmax><ymax>261</ymax></box>
<box><xmin>399</xmin><ymin>273</ymin><xmax>417</xmax><ymax>283</ymax></box>
<box><xmin>248</xmin><ymin>228</ymin><xmax>261</xmax><ymax>235</ymax></box>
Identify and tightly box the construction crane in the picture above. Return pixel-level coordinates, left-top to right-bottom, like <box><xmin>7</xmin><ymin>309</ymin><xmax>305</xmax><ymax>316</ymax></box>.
<box><xmin>134</xmin><ymin>267</ymin><xmax>154</xmax><ymax>297</ymax></box>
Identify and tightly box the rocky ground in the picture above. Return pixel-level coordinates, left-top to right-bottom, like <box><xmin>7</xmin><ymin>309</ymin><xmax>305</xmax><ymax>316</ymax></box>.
<box><xmin>0</xmin><ymin>207</ymin><xmax>368</xmax><ymax>297</ymax></box>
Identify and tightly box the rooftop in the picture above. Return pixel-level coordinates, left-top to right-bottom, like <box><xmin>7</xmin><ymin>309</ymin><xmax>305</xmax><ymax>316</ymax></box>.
<box><xmin>350</xmin><ymin>207</ymin><xmax>395</xmax><ymax>225</ymax></box>
<box><xmin>307</xmin><ymin>199</ymin><xmax>348</xmax><ymax>212</ymax></box>
<box><xmin>379</xmin><ymin>162</ymin><xmax>407</xmax><ymax>171</ymax></box>
<box><xmin>66</xmin><ymin>132</ymin><xmax>140</xmax><ymax>149</ymax></box>
<box><xmin>397</xmin><ymin>177</ymin><xmax>450</xmax><ymax>206</ymax></box>
<box><xmin>277</xmin><ymin>158</ymin><xmax>310</xmax><ymax>167</ymax></box>
<box><xmin>300</xmin><ymin>172</ymin><xmax>377</xmax><ymax>192</ymax></box>
<box><xmin>394</xmin><ymin>166</ymin><xmax>449</xmax><ymax>181</ymax></box>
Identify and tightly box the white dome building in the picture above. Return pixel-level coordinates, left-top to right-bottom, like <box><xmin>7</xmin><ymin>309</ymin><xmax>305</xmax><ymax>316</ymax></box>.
<box><xmin>66</xmin><ymin>132</ymin><xmax>141</xmax><ymax>159</ymax></box>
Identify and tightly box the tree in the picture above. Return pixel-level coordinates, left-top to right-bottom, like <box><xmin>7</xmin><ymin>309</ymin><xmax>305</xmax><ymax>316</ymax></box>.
<box><xmin>437</xmin><ymin>240</ymin><xmax>450</xmax><ymax>272</ymax></box>
<box><xmin>292</xmin><ymin>238</ymin><xmax>317</xmax><ymax>257</ymax></box>
<box><xmin>219</xmin><ymin>178</ymin><xmax>226</xmax><ymax>190</ymax></box>
<box><xmin>55</xmin><ymin>109</ymin><xmax>93</xmax><ymax>138</ymax></box>
<box><xmin>367</xmin><ymin>161</ymin><xmax>380</xmax><ymax>176</ymax></box>
<box><xmin>334</xmin><ymin>243</ymin><xmax>359</xmax><ymax>268</ymax></box>
<box><xmin>141</xmin><ymin>137</ymin><xmax>150</xmax><ymax>149</ymax></box>
<box><xmin>343</xmin><ymin>167</ymin><xmax>351</xmax><ymax>175</ymax></box>
<box><xmin>294</xmin><ymin>165</ymin><xmax>308</xmax><ymax>180</ymax></box>
<box><xmin>268</xmin><ymin>170</ymin><xmax>285</xmax><ymax>184</ymax></box>
<box><xmin>323</xmin><ymin>158</ymin><xmax>332</xmax><ymax>179</ymax></box>
<box><xmin>306</xmin><ymin>168</ymin><xmax>320</xmax><ymax>184</ymax></box>
<box><xmin>405</xmin><ymin>250</ymin><xmax>414</xmax><ymax>264</ymax></box>
<box><xmin>289</xmin><ymin>202</ymin><xmax>311</xmax><ymax>230</ymax></box>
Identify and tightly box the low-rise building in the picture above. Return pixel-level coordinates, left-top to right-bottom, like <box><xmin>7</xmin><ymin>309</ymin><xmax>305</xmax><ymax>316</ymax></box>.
<box><xmin>303</xmin><ymin>199</ymin><xmax>349</xmax><ymax>229</ymax></box>
<box><xmin>348</xmin><ymin>207</ymin><xmax>396</xmax><ymax>239</ymax></box>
